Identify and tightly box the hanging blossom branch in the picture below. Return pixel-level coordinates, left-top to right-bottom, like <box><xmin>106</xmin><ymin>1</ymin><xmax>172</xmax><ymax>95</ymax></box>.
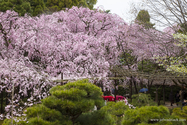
<box><xmin>0</xmin><ymin>57</ymin><xmax>55</xmax><ymax>119</ymax></box>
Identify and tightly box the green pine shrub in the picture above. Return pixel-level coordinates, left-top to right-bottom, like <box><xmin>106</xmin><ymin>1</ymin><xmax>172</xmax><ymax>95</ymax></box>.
<box><xmin>131</xmin><ymin>93</ymin><xmax>157</xmax><ymax>107</ymax></box>
<box><xmin>100</xmin><ymin>101</ymin><xmax>130</xmax><ymax>125</ymax></box>
<box><xmin>76</xmin><ymin>110</ymin><xmax>115</xmax><ymax>125</ymax></box>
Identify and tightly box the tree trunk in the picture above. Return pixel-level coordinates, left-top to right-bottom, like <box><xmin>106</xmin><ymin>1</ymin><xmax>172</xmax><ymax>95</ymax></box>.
<box><xmin>114</xmin><ymin>84</ymin><xmax>117</xmax><ymax>102</ymax></box>
<box><xmin>1</xmin><ymin>90</ymin><xmax>3</xmax><ymax>113</ymax></box>
<box><xmin>159</xmin><ymin>80</ymin><xmax>165</xmax><ymax>106</ymax></box>
<box><xmin>147</xmin><ymin>79</ymin><xmax>150</xmax><ymax>94</ymax></box>
<box><xmin>132</xmin><ymin>77</ymin><xmax>138</xmax><ymax>94</ymax></box>
<box><xmin>155</xmin><ymin>85</ymin><xmax>158</xmax><ymax>105</ymax></box>
<box><xmin>158</xmin><ymin>88</ymin><xmax>162</xmax><ymax>106</ymax></box>
<box><xmin>140</xmin><ymin>79</ymin><xmax>143</xmax><ymax>89</ymax></box>
<box><xmin>147</xmin><ymin>79</ymin><xmax>153</xmax><ymax>94</ymax></box>
<box><xmin>11</xmin><ymin>82</ymin><xmax>15</xmax><ymax>125</ymax></box>
<box><xmin>163</xmin><ymin>79</ymin><xmax>166</xmax><ymax>105</ymax></box>
<box><xmin>130</xmin><ymin>78</ymin><xmax>133</xmax><ymax>102</ymax></box>
<box><xmin>61</xmin><ymin>72</ymin><xmax>63</xmax><ymax>85</ymax></box>
<box><xmin>181</xmin><ymin>85</ymin><xmax>184</xmax><ymax>110</ymax></box>
<box><xmin>140</xmin><ymin>58</ymin><xmax>144</xmax><ymax>88</ymax></box>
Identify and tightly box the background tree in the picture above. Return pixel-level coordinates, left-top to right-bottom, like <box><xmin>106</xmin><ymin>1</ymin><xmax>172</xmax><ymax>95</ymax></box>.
<box><xmin>0</xmin><ymin>0</ymin><xmax>32</xmax><ymax>16</ymax></box>
<box><xmin>45</xmin><ymin>0</ymin><xmax>97</xmax><ymax>13</ymax></box>
<box><xmin>83</xmin><ymin>0</ymin><xmax>97</xmax><ymax>10</ymax></box>
<box><xmin>156</xmin><ymin>33</ymin><xmax>187</xmax><ymax>74</ymax></box>
<box><xmin>0</xmin><ymin>0</ymin><xmax>47</xmax><ymax>16</ymax></box>
<box><xmin>27</xmin><ymin>0</ymin><xmax>47</xmax><ymax>16</ymax></box>
<box><xmin>135</xmin><ymin>10</ymin><xmax>155</xmax><ymax>29</ymax></box>
<box><xmin>144</xmin><ymin>0</ymin><xmax>187</xmax><ymax>33</ymax></box>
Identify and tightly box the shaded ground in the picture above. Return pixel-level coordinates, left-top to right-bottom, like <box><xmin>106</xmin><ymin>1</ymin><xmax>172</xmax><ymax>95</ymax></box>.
<box><xmin>164</xmin><ymin>102</ymin><xmax>179</xmax><ymax>109</ymax></box>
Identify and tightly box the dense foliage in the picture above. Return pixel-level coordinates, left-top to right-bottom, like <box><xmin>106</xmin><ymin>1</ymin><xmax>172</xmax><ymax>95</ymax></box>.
<box><xmin>45</xmin><ymin>0</ymin><xmax>97</xmax><ymax>12</ymax></box>
<box><xmin>0</xmin><ymin>0</ymin><xmax>46</xmax><ymax>16</ymax></box>
<box><xmin>0</xmin><ymin>0</ymin><xmax>97</xmax><ymax>16</ymax></box>
<box><xmin>172</xmin><ymin>106</ymin><xmax>187</xmax><ymax>124</ymax></box>
<box><xmin>76</xmin><ymin>110</ymin><xmax>115</xmax><ymax>125</ymax></box>
<box><xmin>131</xmin><ymin>93</ymin><xmax>157</xmax><ymax>107</ymax></box>
<box><xmin>100</xmin><ymin>101</ymin><xmax>129</xmax><ymax>125</ymax></box>
<box><xmin>122</xmin><ymin>106</ymin><xmax>186</xmax><ymax>125</ymax></box>
<box><xmin>135</xmin><ymin>10</ymin><xmax>155</xmax><ymax>29</ymax></box>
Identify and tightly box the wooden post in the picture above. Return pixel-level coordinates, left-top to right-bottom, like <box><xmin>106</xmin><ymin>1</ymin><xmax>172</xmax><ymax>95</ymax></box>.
<box><xmin>163</xmin><ymin>85</ymin><xmax>165</xmax><ymax>105</ymax></box>
<box><xmin>61</xmin><ymin>72</ymin><xmax>63</xmax><ymax>85</ymax></box>
<box><xmin>156</xmin><ymin>85</ymin><xmax>158</xmax><ymax>105</ymax></box>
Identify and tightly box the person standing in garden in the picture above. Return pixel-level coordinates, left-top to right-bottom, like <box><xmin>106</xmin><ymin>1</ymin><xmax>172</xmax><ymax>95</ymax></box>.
<box><xmin>175</xmin><ymin>91</ymin><xmax>180</xmax><ymax>106</ymax></box>
<box><xmin>169</xmin><ymin>91</ymin><xmax>174</xmax><ymax>106</ymax></box>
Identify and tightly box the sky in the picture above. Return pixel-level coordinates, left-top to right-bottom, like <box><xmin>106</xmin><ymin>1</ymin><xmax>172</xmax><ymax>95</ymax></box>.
<box><xmin>94</xmin><ymin>0</ymin><xmax>165</xmax><ymax>31</ymax></box>
<box><xmin>94</xmin><ymin>0</ymin><xmax>144</xmax><ymax>24</ymax></box>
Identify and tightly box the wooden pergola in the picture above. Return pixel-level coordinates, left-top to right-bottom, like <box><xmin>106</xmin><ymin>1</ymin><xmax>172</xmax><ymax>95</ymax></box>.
<box><xmin>109</xmin><ymin>65</ymin><xmax>187</xmax><ymax>105</ymax></box>
<box><xmin>110</xmin><ymin>65</ymin><xmax>187</xmax><ymax>81</ymax></box>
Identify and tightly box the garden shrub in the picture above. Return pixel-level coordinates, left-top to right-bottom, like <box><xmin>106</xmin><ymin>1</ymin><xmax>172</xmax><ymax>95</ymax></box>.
<box><xmin>100</xmin><ymin>101</ymin><xmax>129</xmax><ymax>125</ymax></box>
<box><xmin>122</xmin><ymin>106</ymin><xmax>185</xmax><ymax>125</ymax></box>
<box><xmin>2</xmin><ymin>117</ymin><xmax>27</xmax><ymax>125</ymax></box>
<box><xmin>76</xmin><ymin>110</ymin><xmax>115</xmax><ymax>125</ymax></box>
<box><xmin>131</xmin><ymin>93</ymin><xmax>157</xmax><ymax>107</ymax></box>
<box><xmin>172</xmin><ymin>106</ymin><xmax>187</xmax><ymax>124</ymax></box>
<box><xmin>118</xmin><ymin>86</ymin><xmax>127</xmax><ymax>96</ymax></box>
